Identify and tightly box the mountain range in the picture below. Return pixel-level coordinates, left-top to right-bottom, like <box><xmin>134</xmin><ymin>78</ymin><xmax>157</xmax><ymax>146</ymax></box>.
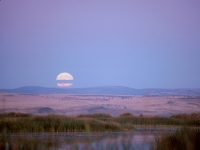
<box><xmin>0</xmin><ymin>86</ymin><xmax>200</xmax><ymax>96</ymax></box>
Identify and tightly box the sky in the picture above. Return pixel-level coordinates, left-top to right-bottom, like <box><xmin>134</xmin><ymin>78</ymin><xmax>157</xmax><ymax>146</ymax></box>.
<box><xmin>0</xmin><ymin>0</ymin><xmax>200</xmax><ymax>89</ymax></box>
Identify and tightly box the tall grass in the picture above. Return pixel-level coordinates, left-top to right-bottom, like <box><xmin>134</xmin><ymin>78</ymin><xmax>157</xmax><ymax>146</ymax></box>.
<box><xmin>0</xmin><ymin>113</ymin><xmax>120</xmax><ymax>132</ymax></box>
<box><xmin>155</xmin><ymin>127</ymin><xmax>200</xmax><ymax>150</ymax></box>
<box><xmin>0</xmin><ymin>112</ymin><xmax>200</xmax><ymax>133</ymax></box>
<box><xmin>116</xmin><ymin>112</ymin><xmax>200</xmax><ymax>126</ymax></box>
<box><xmin>0</xmin><ymin>112</ymin><xmax>200</xmax><ymax>149</ymax></box>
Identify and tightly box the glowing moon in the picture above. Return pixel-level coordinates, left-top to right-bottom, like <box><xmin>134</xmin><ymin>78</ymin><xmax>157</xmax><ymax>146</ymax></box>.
<box><xmin>56</xmin><ymin>72</ymin><xmax>74</xmax><ymax>87</ymax></box>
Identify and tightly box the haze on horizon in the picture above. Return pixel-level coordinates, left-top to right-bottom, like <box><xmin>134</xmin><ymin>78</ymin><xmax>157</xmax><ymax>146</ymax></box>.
<box><xmin>0</xmin><ymin>0</ymin><xmax>200</xmax><ymax>89</ymax></box>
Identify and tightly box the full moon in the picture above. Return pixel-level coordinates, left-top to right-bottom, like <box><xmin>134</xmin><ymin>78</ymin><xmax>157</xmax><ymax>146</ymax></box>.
<box><xmin>56</xmin><ymin>72</ymin><xmax>74</xmax><ymax>87</ymax></box>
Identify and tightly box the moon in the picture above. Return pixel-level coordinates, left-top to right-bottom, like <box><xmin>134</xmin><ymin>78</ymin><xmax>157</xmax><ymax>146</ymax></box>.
<box><xmin>56</xmin><ymin>72</ymin><xmax>74</xmax><ymax>87</ymax></box>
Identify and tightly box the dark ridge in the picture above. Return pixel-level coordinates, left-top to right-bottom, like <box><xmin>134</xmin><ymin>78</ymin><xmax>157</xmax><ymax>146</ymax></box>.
<box><xmin>0</xmin><ymin>86</ymin><xmax>200</xmax><ymax>96</ymax></box>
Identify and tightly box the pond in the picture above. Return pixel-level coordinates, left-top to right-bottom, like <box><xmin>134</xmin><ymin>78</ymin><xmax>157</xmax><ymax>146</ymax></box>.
<box><xmin>0</xmin><ymin>130</ymin><xmax>169</xmax><ymax>150</ymax></box>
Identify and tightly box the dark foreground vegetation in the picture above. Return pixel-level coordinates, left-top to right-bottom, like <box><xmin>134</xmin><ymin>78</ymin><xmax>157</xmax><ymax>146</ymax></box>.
<box><xmin>156</xmin><ymin>127</ymin><xmax>200</xmax><ymax>150</ymax></box>
<box><xmin>1</xmin><ymin>127</ymin><xmax>200</xmax><ymax>150</ymax></box>
<box><xmin>0</xmin><ymin>112</ymin><xmax>200</xmax><ymax>149</ymax></box>
<box><xmin>0</xmin><ymin>112</ymin><xmax>200</xmax><ymax>132</ymax></box>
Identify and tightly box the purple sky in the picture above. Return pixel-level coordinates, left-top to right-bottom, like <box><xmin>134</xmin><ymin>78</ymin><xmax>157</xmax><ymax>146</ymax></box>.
<box><xmin>0</xmin><ymin>0</ymin><xmax>200</xmax><ymax>89</ymax></box>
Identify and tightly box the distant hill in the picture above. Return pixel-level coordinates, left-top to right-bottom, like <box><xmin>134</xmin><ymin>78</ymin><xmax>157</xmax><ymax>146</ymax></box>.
<box><xmin>0</xmin><ymin>86</ymin><xmax>200</xmax><ymax>96</ymax></box>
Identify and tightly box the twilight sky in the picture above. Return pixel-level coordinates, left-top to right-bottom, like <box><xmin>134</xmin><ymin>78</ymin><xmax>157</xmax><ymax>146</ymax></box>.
<box><xmin>0</xmin><ymin>0</ymin><xmax>200</xmax><ymax>89</ymax></box>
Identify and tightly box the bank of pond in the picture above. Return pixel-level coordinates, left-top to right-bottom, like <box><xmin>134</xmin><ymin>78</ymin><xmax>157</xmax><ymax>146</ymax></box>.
<box><xmin>0</xmin><ymin>112</ymin><xmax>200</xmax><ymax>149</ymax></box>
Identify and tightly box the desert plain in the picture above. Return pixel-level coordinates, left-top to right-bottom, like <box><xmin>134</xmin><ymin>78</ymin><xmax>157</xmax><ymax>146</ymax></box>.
<box><xmin>1</xmin><ymin>93</ymin><xmax>200</xmax><ymax>116</ymax></box>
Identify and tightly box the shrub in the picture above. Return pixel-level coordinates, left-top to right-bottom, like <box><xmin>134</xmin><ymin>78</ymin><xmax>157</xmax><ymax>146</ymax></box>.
<box><xmin>119</xmin><ymin>112</ymin><xmax>135</xmax><ymax>117</ymax></box>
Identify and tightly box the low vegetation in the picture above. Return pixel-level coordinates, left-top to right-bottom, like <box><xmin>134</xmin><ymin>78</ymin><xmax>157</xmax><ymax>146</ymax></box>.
<box><xmin>0</xmin><ymin>112</ymin><xmax>200</xmax><ymax>149</ymax></box>
<box><xmin>0</xmin><ymin>112</ymin><xmax>200</xmax><ymax>133</ymax></box>
<box><xmin>0</xmin><ymin>113</ymin><xmax>121</xmax><ymax>132</ymax></box>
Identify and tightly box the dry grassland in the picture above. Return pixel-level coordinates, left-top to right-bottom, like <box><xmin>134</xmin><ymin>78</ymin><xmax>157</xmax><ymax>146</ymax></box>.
<box><xmin>0</xmin><ymin>93</ymin><xmax>200</xmax><ymax>116</ymax></box>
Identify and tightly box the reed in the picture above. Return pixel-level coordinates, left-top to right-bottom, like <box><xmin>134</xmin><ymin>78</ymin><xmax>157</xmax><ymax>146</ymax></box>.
<box><xmin>1</xmin><ymin>112</ymin><xmax>200</xmax><ymax>150</ymax></box>
<box><xmin>0</xmin><ymin>113</ymin><xmax>120</xmax><ymax>132</ymax></box>
<box><xmin>0</xmin><ymin>112</ymin><xmax>200</xmax><ymax>133</ymax></box>
<box><xmin>155</xmin><ymin>127</ymin><xmax>200</xmax><ymax>150</ymax></box>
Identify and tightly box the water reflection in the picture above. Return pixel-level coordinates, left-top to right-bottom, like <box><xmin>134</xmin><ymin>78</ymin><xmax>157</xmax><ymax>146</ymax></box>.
<box><xmin>0</xmin><ymin>131</ymin><xmax>162</xmax><ymax>150</ymax></box>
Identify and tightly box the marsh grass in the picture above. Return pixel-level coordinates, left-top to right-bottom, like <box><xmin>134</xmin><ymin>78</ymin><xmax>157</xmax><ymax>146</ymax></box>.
<box><xmin>0</xmin><ymin>112</ymin><xmax>200</xmax><ymax>149</ymax></box>
<box><xmin>0</xmin><ymin>112</ymin><xmax>200</xmax><ymax>133</ymax></box>
<box><xmin>116</xmin><ymin>113</ymin><xmax>200</xmax><ymax>127</ymax></box>
<box><xmin>0</xmin><ymin>113</ymin><xmax>120</xmax><ymax>132</ymax></box>
<box><xmin>155</xmin><ymin>127</ymin><xmax>200</xmax><ymax>150</ymax></box>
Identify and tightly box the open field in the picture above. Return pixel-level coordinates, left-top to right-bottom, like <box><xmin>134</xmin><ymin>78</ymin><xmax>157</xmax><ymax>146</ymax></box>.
<box><xmin>0</xmin><ymin>93</ymin><xmax>200</xmax><ymax>116</ymax></box>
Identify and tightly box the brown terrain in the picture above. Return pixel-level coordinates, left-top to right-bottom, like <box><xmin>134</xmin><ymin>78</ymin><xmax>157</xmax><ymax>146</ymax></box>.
<box><xmin>1</xmin><ymin>93</ymin><xmax>200</xmax><ymax>116</ymax></box>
